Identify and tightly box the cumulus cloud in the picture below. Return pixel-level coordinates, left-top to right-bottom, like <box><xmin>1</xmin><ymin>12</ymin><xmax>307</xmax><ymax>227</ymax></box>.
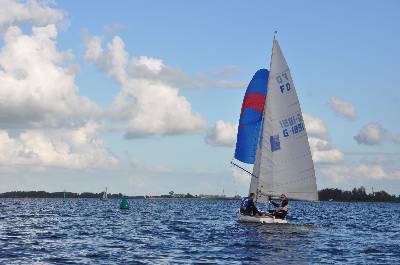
<box><xmin>320</xmin><ymin>163</ymin><xmax>400</xmax><ymax>183</ymax></box>
<box><xmin>328</xmin><ymin>96</ymin><xmax>357</xmax><ymax>120</ymax></box>
<box><xmin>303</xmin><ymin>114</ymin><xmax>328</xmax><ymax>139</ymax></box>
<box><xmin>0</xmin><ymin>1</ymin><xmax>116</xmax><ymax>170</ymax></box>
<box><xmin>205</xmin><ymin>120</ymin><xmax>237</xmax><ymax>147</ymax></box>
<box><xmin>354</xmin><ymin>123</ymin><xmax>400</xmax><ymax>146</ymax></box>
<box><xmin>0</xmin><ymin>122</ymin><xmax>118</xmax><ymax>169</ymax></box>
<box><xmin>354</xmin><ymin>123</ymin><xmax>384</xmax><ymax>145</ymax></box>
<box><xmin>308</xmin><ymin>138</ymin><xmax>344</xmax><ymax>163</ymax></box>
<box><xmin>85</xmin><ymin>35</ymin><xmax>207</xmax><ymax>137</ymax></box>
<box><xmin>304</xmin><ymin>114</ymin><xmax>343</xmax><ymax>163</ymax></box>
<box><xmin>128</xmin><ymin>58</ymin><xmax>246</xmax><ymax>90</ymax></box>
<box><xmin>85</xmin><ymin>35</ymin><xmax>245</xmax><ymax>90</ymax></box>
<box><xmin>0</xmin><ymin>24</ymin><xmax>99</xmax><ymax>129</ymax></box>
<box><xmin>0</xmin><ymin>0</ymin><xmax>64</xmax><ymax>31</ymax></box>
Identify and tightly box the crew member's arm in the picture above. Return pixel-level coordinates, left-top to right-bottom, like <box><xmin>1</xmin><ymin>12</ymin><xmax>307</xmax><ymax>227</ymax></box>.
<box><xmin>269</xmin><ymin>200</ymin><xmax>280</xmax><ymax>208</ymax></box>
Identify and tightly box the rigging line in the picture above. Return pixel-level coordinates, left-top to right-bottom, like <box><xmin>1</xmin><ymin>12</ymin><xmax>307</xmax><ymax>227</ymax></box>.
<box><xmin>230</xmin><ymin>160</ymin><xmax>257</xmax><ymax>178</ymax></box>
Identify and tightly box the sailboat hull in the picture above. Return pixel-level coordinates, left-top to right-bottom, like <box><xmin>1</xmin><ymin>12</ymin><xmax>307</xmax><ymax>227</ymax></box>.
<box><xmin>237</xmin><ymin>212</ymin><xmax>288</xmax><ymax>224</ymax></box>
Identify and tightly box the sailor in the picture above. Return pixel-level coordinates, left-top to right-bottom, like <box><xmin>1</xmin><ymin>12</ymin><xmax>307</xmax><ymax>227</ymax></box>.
<box><xmin>268</xmin><ymin>194</ymin><xmax>288</xmax><ymax>219</ymax></box>
<box><xmin>240</xmin><ymin>193</ymin><xmax>262</xmax><ymax>216</ymax></box>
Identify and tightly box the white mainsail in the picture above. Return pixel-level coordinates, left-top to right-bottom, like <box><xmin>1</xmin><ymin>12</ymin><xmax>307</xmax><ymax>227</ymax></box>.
<box><xmin>251</xmin><ymin>39</ymin><xmax>317</xmax><ymax>202</ymax></box>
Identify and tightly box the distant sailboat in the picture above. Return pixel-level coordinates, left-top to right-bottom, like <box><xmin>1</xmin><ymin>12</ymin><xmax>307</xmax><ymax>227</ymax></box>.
<box><xmin>233</xmin><ymin>34</ymin><xmax>317</xmax><ymax>224</ymax></box>
<box><xmin>101</xmin><ymin>187</ymin><xmax>108</xmax><ymax>200</ymax></box>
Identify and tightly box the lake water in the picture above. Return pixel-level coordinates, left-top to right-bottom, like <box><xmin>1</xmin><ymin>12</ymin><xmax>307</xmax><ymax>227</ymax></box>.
<box><xmin>0</xmin><ymin>199</ymin><xmax>399</xmax><ymax>264</ymax></box>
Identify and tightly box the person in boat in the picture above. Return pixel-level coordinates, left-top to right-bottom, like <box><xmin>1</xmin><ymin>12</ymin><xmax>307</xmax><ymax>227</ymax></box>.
<box><xmin>240</xmin><ymin>192</ymin><xmax>262</xmax><ymax>216</ymax></box>
<box><xmin>268</xmin><ymin>194</ymin><xmax>288</xmax><ymax>219</ymax></box>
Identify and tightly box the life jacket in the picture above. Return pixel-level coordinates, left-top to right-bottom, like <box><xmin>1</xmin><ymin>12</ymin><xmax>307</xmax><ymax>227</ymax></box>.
<box><xmin>279</xmin><ymin>200</ymin><xmax>289</xmax><ymax>212</ymax></box>
<box><xmin>240</xmin><ymin>197</ymin><xmax>251</xmax><ymax>209</ymax></box>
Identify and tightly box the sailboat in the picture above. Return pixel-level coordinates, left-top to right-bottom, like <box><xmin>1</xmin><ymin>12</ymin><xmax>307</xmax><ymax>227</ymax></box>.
<box><xmin>233</xmin><ymin>34</ymin><xmax>317</xmax><ymax>224</ymax></box>
<box><xmin>101</xmin><ymin>187</ymin><xmax>108</xmax><ymax>200</ymax></box>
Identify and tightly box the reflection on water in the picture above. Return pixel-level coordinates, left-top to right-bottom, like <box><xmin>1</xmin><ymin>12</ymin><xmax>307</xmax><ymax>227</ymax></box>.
<box><xmin>0</xmin><ymin>199</ymin><xmax>399</xmax><ymax>264</ymax></box>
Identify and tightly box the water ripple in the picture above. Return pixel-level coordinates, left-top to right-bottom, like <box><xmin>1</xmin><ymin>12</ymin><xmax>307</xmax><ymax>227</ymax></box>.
<box><xmin>0</xmin><ymin>199</ymin><xmax>399</xmax><ymax>264</ymax></box>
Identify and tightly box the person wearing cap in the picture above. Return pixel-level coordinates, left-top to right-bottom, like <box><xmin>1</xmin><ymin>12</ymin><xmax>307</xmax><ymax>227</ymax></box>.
<box><xmin>268</xmin><ymin>194</ymin><xmax>289</xmax><ymax>219</ymax></box>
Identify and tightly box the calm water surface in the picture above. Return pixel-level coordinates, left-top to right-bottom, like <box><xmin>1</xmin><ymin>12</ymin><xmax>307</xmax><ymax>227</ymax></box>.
<box><xmin>0</xmin><ymin>199</ymin><xmax>399</xmax><ymax>264</ymax></box>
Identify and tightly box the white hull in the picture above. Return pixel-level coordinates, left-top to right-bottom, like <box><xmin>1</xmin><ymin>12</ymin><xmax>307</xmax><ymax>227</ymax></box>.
<box><xmin>238</xmin><ymin>213</ymin><xmax>288</xmax><ymax>224</ymax></box>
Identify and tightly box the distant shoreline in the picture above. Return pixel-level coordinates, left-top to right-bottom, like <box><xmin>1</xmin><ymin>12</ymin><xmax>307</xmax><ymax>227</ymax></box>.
<box><xmin>0</xmin><ymin>197</ymin><xmax>399</xmax><ymax>203</ymax></box>
<box><xmin>0</xmin><ymin>191</ymin><xmax>239</xmax><ymax>200</ymax></box>
<box><xmin>0</xmin><ymin>187</ymin><xmax>399</xmax><ymax>202</ymax></box>
<box><xmin>0</xmin><ymin>197</ymin><xmax>240</xmax><ymax>200</ymax></box>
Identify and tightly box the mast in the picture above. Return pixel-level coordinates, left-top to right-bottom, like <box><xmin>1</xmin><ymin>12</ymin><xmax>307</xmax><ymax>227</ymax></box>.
<box><xmin>251</xmin><ymin>31</ymin><xmax>278</xmax><ymax>201</ymax></box>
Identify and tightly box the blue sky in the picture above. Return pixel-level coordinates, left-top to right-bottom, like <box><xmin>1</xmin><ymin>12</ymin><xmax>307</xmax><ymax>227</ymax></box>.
<box><xmin>0</xmin><ymin>0</ymin><xmax>399</xmax><ymax>196</ymax></box>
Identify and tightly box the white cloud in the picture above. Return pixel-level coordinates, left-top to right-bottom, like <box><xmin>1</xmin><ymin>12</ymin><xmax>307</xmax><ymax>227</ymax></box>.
<box><xmin>0</xmin><ymin>1</ymin><xmax>115</xmax><ymax>170</ymax></box>
<box><xmin>304</xmin><ymin>114</ymin><xmax>343</xmax><ymax>163</ymax></box>
<box><xmin>328</xmin><ymin>96</ymin><xmax>357</xmax><ymax>120</ymax></box>
<box><xmin>0</xmin><ymin>0</ymin><xmax>64</xmax><ymax>31</ymax></box>
<box><xmin>0</xmin><ymin>122</ymin><xmax>118</xmax><ymax>169</ymax></box>
<box><xmin>84</xmin><ymin>35</ymin><xmax>103</xmax><ymax>63</ymax></box>
<box><xmin>85</xmin><ymin>35</ymin><xmax>245</xmax><ymax>90</ymax></box>
<box><xmin>205</xmin><ymin>120</ymin><xmax>237</xmax><ymax>147</ymax></box>
<box><xmin>303</xmin><ymin>114</ymin><xmax>328</xmax><ymax>139</ymax></box>
<box><xmin>127</xmin><ymin>57</ymin><xmax>246</xmax><ymax>90</ymax></box>
<box><xmin>231</xmin><ymin>166</ymin><xmax>251</xmax><ymax>186</ymax></box>
<box><xmin>0</xmin><ymin>24</ymin><xmax>99</xmax><ymax>129</ymax></box>
<box><xmin>308</xmin><ymin>138</ymin><xmax>344</xmax><ymax>163</ymax></box>
<box><xmin>354</xmin><ymin>123</ymin><xmax>400</xmax><ymax>146</ymax></box>
<box><xmin>214</xmin><ymin>65</ymin><xmax>241</xmax><ymax>78</ymax></box>
<box><xmin>353</xmin><ymin>164</ymin><xmax>386</xmax><ymax>179</ymax></box>
<box><xmin>320</xmin><ymin>163</ymin><xmax>400</xmax><ymax>183</ymax></box>
<box><xmin>319</xmin><ymin>165</ymin><xmax>347</xmax><ymax>184</ymax></box>
<box><xmin>85</xmin><ymin>35</ymin><xmax>207</xmax><ymax>137</ymax></box>
<box><xmin>354</xmin><ymin>123</ymin><xmax>384</xmax><ymax>145</ymax></box>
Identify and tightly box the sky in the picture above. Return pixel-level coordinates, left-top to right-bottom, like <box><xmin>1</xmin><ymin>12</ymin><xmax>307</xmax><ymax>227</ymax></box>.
<box><xmin>0</xmin><ymin>0</ymin><xmax>399</xmax><ymax>196</ymax></box>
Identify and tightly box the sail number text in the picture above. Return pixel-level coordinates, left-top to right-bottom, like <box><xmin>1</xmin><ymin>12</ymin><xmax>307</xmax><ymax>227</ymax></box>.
<box><xmin>276</xmin><ymin>72</ymin><xmax>291</xmax><ymax>94</ymax></box>
<box><xmin>280</xmin><ymin>113</ymin><xmax>305</xmax><ymax>137</ymax></box>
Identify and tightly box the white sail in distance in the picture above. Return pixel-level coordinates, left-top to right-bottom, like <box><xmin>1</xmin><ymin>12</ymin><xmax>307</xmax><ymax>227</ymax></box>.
<box><xmin>103</xmin><ymin>187</ymin><xmax>108</xmax><ymax>199</ymax></box>
<box><xmin>252</xmin><ymin>39</ymin><xmax>317</xmax><ymax>202</ymax></box>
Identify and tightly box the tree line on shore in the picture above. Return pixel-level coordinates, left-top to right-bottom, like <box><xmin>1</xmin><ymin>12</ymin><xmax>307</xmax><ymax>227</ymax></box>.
<box><xmin>318</xmin><ymin>186</ymin><xmax>400</xmax><ymax>202</ymax></box>
<box><xmin>0</xmin><ymin>187</ymin><xmax>399</xmax><ymax>202</ymax></box>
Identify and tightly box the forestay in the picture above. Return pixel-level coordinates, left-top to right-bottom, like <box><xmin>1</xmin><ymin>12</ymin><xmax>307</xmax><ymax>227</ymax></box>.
<box><xmin>252</xmin><ymin>40</ymin><xmax>317</xmax><ymax>202</ymax></box>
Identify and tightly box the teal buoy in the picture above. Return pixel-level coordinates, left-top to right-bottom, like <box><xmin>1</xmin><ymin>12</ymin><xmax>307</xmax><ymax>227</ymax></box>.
<box><xmin>119</xmin><ymin>198</ymin><xmax>129</xmax><ymax>209</ymax></box>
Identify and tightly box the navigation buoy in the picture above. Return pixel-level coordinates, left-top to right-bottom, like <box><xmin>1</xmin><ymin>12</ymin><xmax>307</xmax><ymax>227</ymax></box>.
<box><xmin>119</xmin><ymin>198</ymin><xmax>129</xmax><ymax>209</ymax></box>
